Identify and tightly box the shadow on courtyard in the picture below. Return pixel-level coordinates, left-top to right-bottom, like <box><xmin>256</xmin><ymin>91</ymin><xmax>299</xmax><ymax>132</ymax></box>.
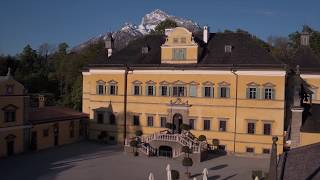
<box><xmin>0</xmin><ymin>141</ymin><xmax>122</xmax><ymax>180</ymax></box>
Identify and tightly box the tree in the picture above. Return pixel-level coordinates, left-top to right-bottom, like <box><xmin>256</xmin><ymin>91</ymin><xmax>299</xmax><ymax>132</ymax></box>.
<box><xmin>182</xmin><ymin>146</ymin><xmax>192</xmax><ymax>157</ymax></box>
<box><xmin>154</xmin><ymin>19</ymin><xmax>177</xmax><ymax>34</ymax></box>
<box><xmin>135</xmin><ymin>130</ymin><xmax>143</xmax><ymax>137</ymax></box>
<box><xmin>182</xmin><ymin>157</ymin><xmax>193</xmax><ymax>177</ymax></box>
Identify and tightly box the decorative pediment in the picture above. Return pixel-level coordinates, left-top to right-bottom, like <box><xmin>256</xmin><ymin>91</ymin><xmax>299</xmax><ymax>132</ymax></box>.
<box><xmin>159</xmin><ymin>81</ymin><xmax>170</xmax><ymax>85</ymax></box>
<box><xmin>202</xmin><ymin>81</ymin><xmax>214</xmax><ymax>86</ymax></box>
<box><xmin>169</xmin><ymin>97</ymin><xmax>191</xmax><ymax>107</ymax></box>
<box><xmin>96</xmin><ymin>80</ymin><xmax>106</xmax><ymax>84</ymax></box>
<box><xmin>146</xmin><ymin>80</ymin><xmax>156</xmax><ymax>84</ymax></box>
<box><xmin>108</xmin><ymin>80</ymin><xmax>118</xmax><ymax>84</ymax></box>
<box><xmin>172</xmin><ymin>80</ymin><xmax>186</xmax><ymax>85</ymax></box>
<box><xmin>5</xmin><ymin>134</ymin><xmax>16</xmax><ymax>141</ymax></box>
<box><xmin>218</xmin><ymin>81</ymin><xmax>231</xmax><ymax>86</ymax></box>
<box><xmin>189</xmin><ymin>81</ymin><xmax>199</xmax><ymax>85</ymax></box>
<box><xmin>132</xmin><ymin>80</ymin><xmax>143</xmax><ymax>85</ymax></box>
<box><xmin>246</xmin><ymin>82</ymin><xmax>260</xmax><ymax>87</ymax></box>
<box><xmin>2</xmin><ymin>104</ymin><xmax>18</xmax><ymax>111</ymax></box>
<box><xmin>262</xmin><ymin>82</ymin><xmax>276</xmax><ymax>87</ymax></box>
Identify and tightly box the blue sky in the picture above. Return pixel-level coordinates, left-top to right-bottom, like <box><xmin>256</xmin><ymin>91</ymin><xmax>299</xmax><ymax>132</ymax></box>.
<box><xmin>1</xmin><ymin>0</ymin><xmax>319</xmax><ymax>55</ymax></box>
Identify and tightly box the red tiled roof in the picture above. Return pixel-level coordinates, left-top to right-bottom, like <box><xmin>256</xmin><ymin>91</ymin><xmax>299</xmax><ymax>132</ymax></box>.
<box><xmin>28</xmin><ymin>106</ymin><xmax>88</xmax><ymax>124</ymax></box>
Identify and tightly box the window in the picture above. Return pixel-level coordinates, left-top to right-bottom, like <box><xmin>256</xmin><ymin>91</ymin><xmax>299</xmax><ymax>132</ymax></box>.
<box><xmin>70</xmin><ymin>121</ymin><xmax>75</xmax><ymax>138</ymax></box>
<box><xmin>247</xmin><ymin>87</ymin><xmax>257</xmax><ymax>99</ymax></box>
<box><xmin>219</xmin><ymin>87</ymin><xmax>230</xmax><ymax>98</ymax></box>
<box><xmin>97</xmin><ymin>84</ymin><xmax>105</xmax><ymax>95</ymax></box>
<box><xmin>263</xmin><ymin>123</ymin><xmax>271</xmax><ymax>135</ymax></box>
<box><xmin>109</xmin><ymin>85</ymin><xmax>117</xmax><ymax>95</ymax></box>
<box><xmin>147</xmin><ymin>116</ymin><xmax>153</xmax><ymax>127</ymax></box>
<box><xmin>133</xmin><ymin>115</ymin><xmax>140</xmax><ymax>126</ymax></box>
<box><xmin>172</xmin><ymin>86</ymin><xmax>185</xmax><ymax>97</ymax></box>
<box><xmin>247</xmin><ymin>122</ymin><xmax>255</xmax><ymax>134</ymax></box>
<box><xmin>173</xmin><ymin>48</ymin><xmax>186</xmax><ymax>60</ymax></box>
<box><xmin>189</xmin><ymin>119</ymin><xmax>195</xmax><ymax>130</ymax></box>
<box><xmin>173</xmin><ymin>38</ymin><xmax>179</xmax><ymax>43</ymax></box>
<box><xmin>246</xmin><ymin>147</ymin><xmax>254</xmax><ymax>153</ymax></box>
<box><xmin>263</xmin><ymin>148</ymin><xmax>270</xmax><ymax>154</ymax></box>
<box><xmin>225</xmin><ymin>45</ymin><xmax>232</xmax><ymax>53</ymax></box>
<box><xmin>6</xmin><ymin>85</ymin><xmax>14</xmax><ymax>94</ymax></box>
<box><xmin>4</xmin><ymin>110</ymin><xmax>16</xmax><ymax>122</ymax></box>
<box><xmin>189</xmin><ymin>85</ymin><xmax>197</xmax><ymax>97</ymax></box>
<box><xmin>146</xmin><ymin>85</ymin><xmax>155</xmax><ymax>96</ymax></box>
<box><xmin>219</xmin><ymin>120</ymin><xmax>227</xmax><ymax>132</ymax></box>
<box><xmin>97</xmin><ymin>113</ymin><xmax>104</xmax><ymax>124</ymax></box>
<box><xmin>133</xmin><ymin>85</ymin><xmax>141</xmax><ymax>95</ymax></box>
<box><xmin>203</xmin><ymin>87</ymin><xmax>213</xmax><ymax>97</ymax></box>
<box><xmin>264</xmin><ymin>88</ymin><xmax>274</xmax><ymax>100</ymax></box>
<box><xmin>109</xmin><ymin>114</ymin><xmax>116</xmax><ymax>125</ymax></box>
<box><xmin>180</xmin><ymin>37</ymin><xmax>186</xmax><ymax>43</ymax></box>
<box><xmin>160</xmin><ymin>86</ymin><xmax>168</xmax><ymax>96</ymax></box>
<box><xmin>43</xmin><ymin>129</ymin><xmax>49</xmax><ymax>137</ymax></box>
<box><xmin>160</xmin><ymin>117</ymin><xmax>167</xmax><ymax>127</ymax></box>
<box><xmin>204</xmin><ymin>120</ymin><xmax>210</xmax><ymax>130</ymax></box>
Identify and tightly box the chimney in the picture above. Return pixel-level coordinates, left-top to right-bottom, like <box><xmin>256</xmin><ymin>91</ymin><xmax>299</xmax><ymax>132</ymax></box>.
<box><xmin>104</xmin><ymin>33</ymin><xmax>114</xmax><ymax>58</ymax></box>
<box><xmin>203</xmin><ymin>26</ymin><xmax>209</xmax><ymax>43</ymax></box>
<box><xmin>38</xmin><ymin>95</ymin><xmax>45</xmax><ymax>108</ymax></box>
<box><xmin>300</xmin><ymin>28</ymin><xmax>311</xmax><ymax>46</ymax></box>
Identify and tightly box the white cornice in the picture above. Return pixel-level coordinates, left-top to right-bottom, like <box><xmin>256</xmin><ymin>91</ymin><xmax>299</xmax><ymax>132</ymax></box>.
<box><xmin>301</xmin><ymin>74</ymin><xmax>320</xmax><ymax>79</ymax></box>
<box><xmin>82</xmin><ymin>69</ymin><xmax>125</xmax><ymax>75</ymax></box>
<box><xmin>236</xmin><ymin>71</ymin><xmax>286</xmax><ymax>76</ymax></box>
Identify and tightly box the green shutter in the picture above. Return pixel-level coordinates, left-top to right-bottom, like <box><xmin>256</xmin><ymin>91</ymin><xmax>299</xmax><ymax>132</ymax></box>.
<box><xmin>256</xmin><ymin>88</ymin><xmax>260</xmax><ymax>99</ymax></box>
<box><xmin>218</xmin><ymin>87</ymin><xmax>221</xmax><ymax>98</ymax></box>
<box><xmin>159</xmin><ymin>86</ymin><xmax>162</xmax><ymax>96</ymax></box>
<box><xmin>226</xmin><ymin>87</ymin><xmax>230</xmax><ymax>98</ymax></box>
<box><xmin>202</xmin><ymin>87</ymin><xmax>205</xmax><ymax>97</ymax></box>
<box><xmin>262</xmin><ymin>88</ymin><xmax>265</xmax><ymax>99</ymax></box>
<box><xmin>96</xmin><ymin>85</ymin><xmax>99</xmax><ymax>94</ymax></box>
<box><xmin>115</xmin><ymin>86</ymin><xmax>118</xmax><ymax>95</ymax></box>
<box><xmin>246</xmin><ymin>88</ymin><xmax>250</xmax><ymax>99</ymax></box>
<box><xmin>272</xmin><ymin>89</ymin><xmax>276</xmax><ymax>100</ymax></box>
<box><xmin>131</xmin><ymin>85</ymin><xmax>134</xmax><ymax>95</ymax></box>
<box><xmin>145</xmin><ymin>85</ymin><xmax>148</xmax><ymax>96</ymax></box>
<box><xmin>166</xmin><ymin>86</ymin><xmax>170</xmax><ymax>96</ymax></box>
<box><xmin>153</xmin><ymin>86</ymin><xmax>156</xmax><ymax>96</ymax></box>
<box><xmin>211</xmin><ymin>87</ymin><xmax>214</xmax><ymax>98</ymax></box>
<box><xmin>190</xmin><ymin>85</ymin><xmax>196</xmax><ymax>97</ymax></box>
<box><xmin>104</xmin><ymin>86</ymin><xmax>107</xmax><ymax>95</ymax></box>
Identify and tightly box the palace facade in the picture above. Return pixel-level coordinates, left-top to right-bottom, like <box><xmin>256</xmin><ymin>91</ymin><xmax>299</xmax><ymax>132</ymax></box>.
<box><xmin>83</xmin><ymin>27</ymin><xmax>300</xmax><ymax>157</ymax></box>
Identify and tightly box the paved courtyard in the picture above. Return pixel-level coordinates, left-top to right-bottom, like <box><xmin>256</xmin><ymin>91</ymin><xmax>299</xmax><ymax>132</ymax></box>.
<box><xmin>0</xmin><ymin>141</ymin><xmax>269</xmax><ymax>180</ymax></box>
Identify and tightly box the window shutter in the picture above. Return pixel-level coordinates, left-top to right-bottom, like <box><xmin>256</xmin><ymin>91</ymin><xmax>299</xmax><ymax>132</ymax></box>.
<box><xmin>256</xmin><ymin>88</ymin><xmax>260</xmax><ymax>99</ymax></box>
<box><xmin>153</xmin><ymin>86</ymin><xmax>156</xmax><ymax>96</ymax></box>
<box><xmin>262</xmin><ymin>88</ymin><xmax>266</xmax><ymax>99</ymax></box>
<box><xmin>140</xmin><ymin>86</ymin><xmax>142</xmax><ymax>95</ymax></box>
<box><xmin>145</xmin><ymin>85</ymin><xmax>148</xmax><ymax>96</ymax></box>
<box><xmin>131</xmin><ymin>85</ymin><xmax>134</xmax><ymax>95</ymax></box>
<box><xmin>202</xmin><ymin>87</ymin><xmax>205</xmax><ymax>97</ymax></box>
<box><xmin>246</xmin><ymin>88</ymin><xmax>250</xmax><ymax>99</ymax></box>
<box><xmin>166</xmin><ymin>86</ymin><xmax>170</xmax><ymax>96</ymax></box>
<box><xmin>169</xmin><ymin>86</ymin><xmax>172</xmax><ymax>96</ymax></box>
<box><xmin>190</xmin><ymin>86</ymin><xmax>196</xmax><ymax>97</ymax></box>
<box><xmin>226</xmin><ymin>87</ymin><xmax>230</xmax><ymax>98</ymax></box>
<box><xmin>96</xmin><ymin>85</ymin><xmax>99</xmax><ymax>94</ymax></box>
<box><xmin>115</xmin><ymin>86</ymin><xmax>118</xmax><ymax>95</ymax></box>
<box><xmin>218</xmin><ymin>87</ymin><xmax>221</xmax><ymax>98</ymax></box>
<box><xmin>211</xmin><ymin>87</ymin><xmax>214</xmax><ymax>98</ymax></box>
<box><xmin>184</xmin><ymin>87</ymin><xmax>187</xmax><ymax>96</ymax></box>
<box><xmin>272</xmin><ymin>88</ymin><xmax>276</xmax><ymax>100</ymax></box>
<box><xmin>159</xmin><ymin>86</ymin><xmax>162</xmax><ymax>96</ymax></box>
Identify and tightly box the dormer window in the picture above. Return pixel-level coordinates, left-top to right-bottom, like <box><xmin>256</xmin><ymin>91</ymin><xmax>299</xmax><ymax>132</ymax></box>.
<box><xmin>225</xmin><ymin>45</ymin><xmax>232</xmax><ymax>53</ymax></box>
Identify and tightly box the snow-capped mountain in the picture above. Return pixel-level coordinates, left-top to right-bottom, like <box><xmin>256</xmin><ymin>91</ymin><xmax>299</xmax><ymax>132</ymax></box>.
<box><xmin>72</xmin><ymin>9</ymin><xmax>200</xmax><ymax>52</ymax></box>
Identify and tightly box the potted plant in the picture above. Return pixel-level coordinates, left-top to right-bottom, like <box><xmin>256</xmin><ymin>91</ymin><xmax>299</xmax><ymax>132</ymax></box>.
<box><xmin>171</xmin><ymin>170</ymin><xmax>180</xmax><ymax>180</ymax></box>
<box><xmin>182</xmin><ymin>157</ymin><xmax>193</xmax><ymax>178</ymax></box>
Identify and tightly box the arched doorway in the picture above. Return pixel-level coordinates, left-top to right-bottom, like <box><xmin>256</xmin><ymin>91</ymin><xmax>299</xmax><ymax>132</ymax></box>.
<box><xmin>158</xmin><ymin>146</ymin><xmax>173</xmax><ymax>158</ymax></box>
<box><xmin>173</xmin><ymin>113</ymin><xmax>183</xmax><ymax>133</ymax></box>
<box><xmin>5</xmin><ymin>134</ymin><xmax>16</xmax><ymax>156</ymax></box>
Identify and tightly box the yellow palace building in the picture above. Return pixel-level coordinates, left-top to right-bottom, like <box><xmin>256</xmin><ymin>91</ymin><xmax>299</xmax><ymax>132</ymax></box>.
<box><xmin>82</xmin><ymin>27</ymin><xmax>320</xmax><ymax>157</ymax></box>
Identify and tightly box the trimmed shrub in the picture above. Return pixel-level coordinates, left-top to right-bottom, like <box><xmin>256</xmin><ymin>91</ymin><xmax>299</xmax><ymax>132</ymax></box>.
<box><xmin>198</xmin><ymin>135</ymin><xmax>207</xmax><ymax>141</ymax></box>
<box><xmin>181</xmin><ymin>146</ymin><xmax>192</xmax><ymax>154</ymax></box>
<box><xmin>135</xmin><ymin>130</ymin><xmax>143</xmax><ymax>137</ymax></box>
<box><xmin>171</xmin><ymin>170</ymin><xmax>180</xmax><ymax>180</ymax></box>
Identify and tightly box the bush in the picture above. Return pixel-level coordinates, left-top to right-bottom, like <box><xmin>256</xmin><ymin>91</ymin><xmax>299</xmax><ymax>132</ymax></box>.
<box><xmin>180</xmin><ymin>124</ymin><xmax>190</xmax><ymax>131</ymax></box>
<box><xmin>182</xmin><ymin>157</ymin><xmax>193</xmax><ymax>167</ymax></box>
<box><xmin>135</xmin><ymin>130</ymin><xmax>143</xmax><ymax>137</ymax></box>
<box><xmin>171</xmin><ymin>170</ymin><xmax>180</xmax><ymax>180</ymax></box>
<box><xmin>165</xmin><ymin>122</ymin><xmax>173</xmax><ymax>129</ymax></box>
<box><xmin>198</xmin><ymin>135</ymin><xmax>206</xmax><ymax>141</ymax></box>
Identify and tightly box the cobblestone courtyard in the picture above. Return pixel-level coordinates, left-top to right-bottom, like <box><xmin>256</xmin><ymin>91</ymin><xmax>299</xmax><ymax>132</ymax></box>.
<box><xmin>0</xmin><ymin>141</ymin><xmax>269</xmax><ymax>180</ymax></box>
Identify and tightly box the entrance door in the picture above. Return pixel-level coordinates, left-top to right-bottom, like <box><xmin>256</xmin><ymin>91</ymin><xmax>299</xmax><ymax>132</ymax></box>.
<box><xmin>6</xmin><ymin>141</ymin><xmax>14</xmax><ymax>156</ymax></box>
<box><xmin>31</xmin><ymin>131</ymin><xmax>37</xmax><ymax>151</ymax></box>
<box><xmin>54</xmin><ymin>135</ymin><xmax>59</xmax><ymax>146</ymax></box>
<box><xmin>159</xmin><ymin>146</ymin><xmax>172</xmax><ymax>158</ymax></box>
<box><xmin>173</xmin><ymin>113</ymin><xmax>183</xmax><ymax>133</ymax></box>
